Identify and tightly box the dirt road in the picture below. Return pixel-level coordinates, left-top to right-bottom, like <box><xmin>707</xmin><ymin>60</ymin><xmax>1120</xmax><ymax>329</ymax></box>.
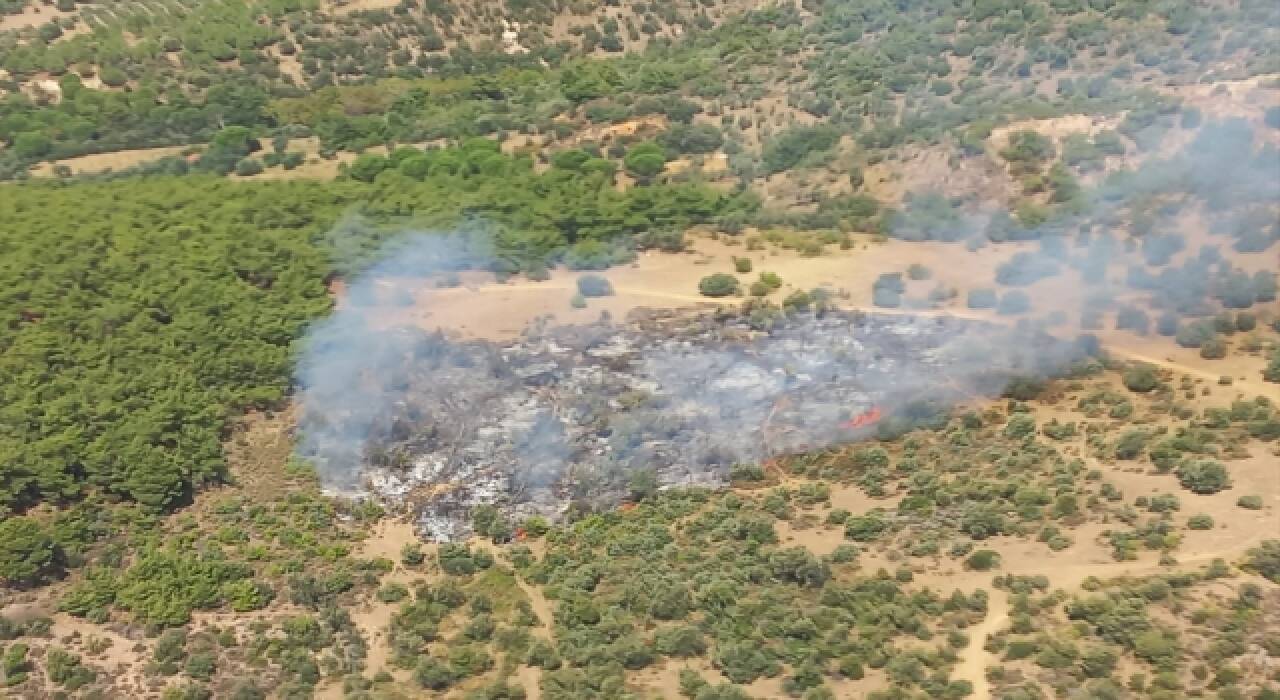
<box><xmin>952</xmin><ymin>528</ymin><xmax>1275</xmax><ymax>698</ymax></box>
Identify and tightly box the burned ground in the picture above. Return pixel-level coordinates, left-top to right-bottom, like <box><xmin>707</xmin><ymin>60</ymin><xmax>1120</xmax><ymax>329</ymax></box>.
<box><xmin>299</xmin><ymin>307</ymin><xmax>1090</xmax><ymax>541</ymax></box>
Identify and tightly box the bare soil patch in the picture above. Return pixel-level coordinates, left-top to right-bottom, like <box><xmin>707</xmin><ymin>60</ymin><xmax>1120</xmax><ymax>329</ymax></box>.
<box><xmin>28</xmin><ymin>145</ymin><xmax>191</xmax><ymax>176</ymax></box>
<box><xmin>864</xmin><ymin>142</ymin><xmax>1009</xmax><ymax>205</ymax></box>
<box><xmin>363</xmin><ymin>230</ymin><xmax>1278</xmax><ymax>397</ymax></box>
<box><xmin>0</xmin><ymin>3</ymin><xmax>77</xmax><ymax>32</ymax></box>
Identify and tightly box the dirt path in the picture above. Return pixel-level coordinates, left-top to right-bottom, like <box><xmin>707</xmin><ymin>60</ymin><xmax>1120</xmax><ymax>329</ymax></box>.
<box><xmin>455</xmin><ymin>278</ymin><xmax>1280</xmax><ymax>399</ymax></box>
<box><xmin>314</xmin><ymin>519</ymin><xmax>423</xmax><ymax>699</ymax></box>
<box><xmin>1101</xmin><ymin>345</ymin><xmax>1280</xmax><ymax>403</ymax></box>
<box><xmin>956</xmin><ymin>587</ymin><xmax>1010</xmax><ymax>700</ymax></box>
<box><xmin>515</xmin><ymin>574</ymin><xmax>555</xmax><ymax>639</ymax></box>
<box><xmin>516</xmin><ymin>664</ymin><xmax>544</xmax><ymax>700</ymax></box>
<box><xmin>953</xmin><ymin>529</ymin><xmax>1275</xmax><ymax>697</ymax></box>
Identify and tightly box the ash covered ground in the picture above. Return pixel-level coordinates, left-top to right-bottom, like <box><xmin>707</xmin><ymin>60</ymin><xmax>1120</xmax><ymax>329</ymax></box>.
<box><xmin>299</xmin><ymin>306</ymin><xmax>1089</xmax><ymax>541</ymax></box>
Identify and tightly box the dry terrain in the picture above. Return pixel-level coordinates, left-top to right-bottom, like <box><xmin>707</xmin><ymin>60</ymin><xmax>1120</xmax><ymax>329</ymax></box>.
<box><xmin>337</xmin><ymin>233</ymin><xmax>1279</xmax><ymax>697</ymax></box>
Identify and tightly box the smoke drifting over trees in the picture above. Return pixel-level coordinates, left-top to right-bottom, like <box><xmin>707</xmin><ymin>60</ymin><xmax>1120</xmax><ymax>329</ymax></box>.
<box><xmin>879</xmin><ymin>119</ymin><xmax>1278</xmax><ymax>331</ymax></box>
<box><xmin>293</xmin><ymin>114</ymin><xmax>1278</xmax><ymax>537</ymax></box>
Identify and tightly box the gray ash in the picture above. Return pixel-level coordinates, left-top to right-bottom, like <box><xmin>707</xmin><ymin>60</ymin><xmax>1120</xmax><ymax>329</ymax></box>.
<box><xmin>299</xmin><ymin>306</ymin><xmax>1087</xmax><ymax>541</ymax></box>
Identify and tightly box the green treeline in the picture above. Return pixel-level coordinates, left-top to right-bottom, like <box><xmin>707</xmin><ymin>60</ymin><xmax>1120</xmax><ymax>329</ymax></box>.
<box><xmin>8</xmin><ymin>0</ymin><xmax>1275</xmax><ymax>179</ymax></box>
<box><xmin>0</xmin><ymin>177</ymin><xmax>335</xmax><ymax>512</ymax></box>
<box><xmin>0</xmin><ymin>147</ymin><xmax>738</xmax><ymax>516</ymax></box>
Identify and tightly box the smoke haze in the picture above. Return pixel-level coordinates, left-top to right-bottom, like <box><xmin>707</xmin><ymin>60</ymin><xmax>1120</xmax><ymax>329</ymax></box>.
<box><xmin>293</xmin><ymin>117</ymin><xmax>1277</xmax><ymax>538</ymax></box>
<box><xmin>293</xmin><ymin>232</ymin><xmax>1091</xmax><ymax>537</ymax></box>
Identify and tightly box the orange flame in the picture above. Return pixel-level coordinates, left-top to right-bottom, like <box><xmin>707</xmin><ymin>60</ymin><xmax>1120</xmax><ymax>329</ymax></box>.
<box><xmin>841</xmin><ymin>406</ymin><xmax>882</xmax><ymax>430</ymax></box>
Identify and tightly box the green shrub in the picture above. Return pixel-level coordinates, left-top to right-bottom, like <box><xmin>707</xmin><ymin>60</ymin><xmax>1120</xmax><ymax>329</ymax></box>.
<box><xmin>762</xmin><ymin>125</ymin><xmax>840</xmax><ymax>173</ymax></box>
<box><xmin>0</xmin><ymin>517</ymin><xmax>62</xmax><ymax>588</ymax></box>
<box><xmin>184</xmin><ymin>651</ymin><xmax>217</xmax><ymax>681</ymax></box>
<box><xmin>154</xmin><ymin>628</ymin><xmax>188</xmax><ymax>664</ymax></box>
<box><xmin>99</xmin><ymin>66</ymin><xmax>128</xmax><ymax>87</ymax></box>
<box><xmin>624</xmin><ymin>142</ymin><xmax>667</xmax><ymax>177</ymax></box>
<box><xmin>437</xmin><ymin>544</ymin><xmax>493</xmax><ymax>576</ymax></box>
<box><xmin>829</xmin><ymin>544</ymin><xmax>859</xmax><ymax>563</ymax></box>
<box><xmin>1122</xmin><ymin>365</ymin><xmax>1160</xmax><ymax>393</ymax></box>
<box><xmin>224</xmin><ymin>580</ymin><xmax>272</xmax><ymax>612</ymax></box>
<box><xmin>1186</xmin><ymin>514</ymin><xmax>1214</xmax><ymax>530</ymax></box>
<box><xmin>1114</xmin><ymin>429</ymin><xmax>1148</xmax><ymax>459</ymax></box>
<box><xmin>1176</xmin><ymin>320</ymin><xmax>1215</xmax><ymax>349</ymax></box>
<box><xmin>563</xmin><ymin>239</ymin><xmax>633</xmax><ymax>270</ymax></box>
<box><xmin>654</xmin><ymin>625</ymin><xmax>706</xmax><ymax>657</ymax></box>
<box><xmin>414</xmin><ymin>656</ymin><xmax>455</xmax><ymax>690</ymax></box>
<box><xmin>1199</xmin><ymin>336</ymin><xmax>1227</xmax><ymax>359</ymax></box>
<box><xmin>729</xmin><ymin>463</ymin><xmax>766</xmax><ymax>483</ymax></box>
<box><xmin>1080</xmin><ymin>646</ymin><xmax>1117</xmax><ymax>678</ymax></box>
<box><xmin>713</xmin><ymin>641</ymin><xmax>781</xmax><ymax>683</ymax></box>
<box><xmin>2</xmin><ymin>642</ymin><xmax>31</xmax><ymax>686</ymax></box>
<box><xmin>965</xmin><ymin>549</ymin><xmax>1001</xmax><ymax>571</ymax></box>
<box><xmin>1243</xmin><ymin>540</ymin><xmax>1280</xmax><ymax>582</ymax></box>
<box><xmin>400</xmin><ymin>544</ymin><xmax>425</xmax><ymax>567</ymax></box>
<box><xmin>1004</xmin><ymin>414</ymin><xmax>1036</xmax><ymax>439</ymax></box>
<box><xmin>1236</xmin><ymin>494</ymin><xmax>1263</xmax><ymax>510</ymax></box>
<box><xmin>1175</xmin><ymin>460</ymin><xmax>1231</xmax><ymax>494</ymax></box>
<box><xmin>235</xmin><ymin>158</ymin><xmax>264</xmax><ymax>176</ymax></box>
<box><xmin>1115</xmin><ymin>306</ymin><xmax>1150</xmax><ymax>335</ymax></box>
<box><xmin>844</xmin><ymin>513</ymin><xmax>888</xmax><ymax>542</ymax></box>
<box><xmin>698</xmin><ymin>273</ymin><xmax>739</xmax><ymax>297</ymax></box>
<box><xmin>377</xmin><ymin>583</ymin><xmax>409</xmax><ymax>603</ymax></box>
<box><xmin>47</xmin><ymin>647</ymin><xmax>95</xmax><ymax>689</ymax></box>
<box><xmin>1146</xmin><ymin>493</ymin><xmax>1180</xmax><ymax>513</ymax></box>
<box><xmin>1000</xmin><ymin>130</ymin><xmax>1055</xmax><ymax>173</ymax></box>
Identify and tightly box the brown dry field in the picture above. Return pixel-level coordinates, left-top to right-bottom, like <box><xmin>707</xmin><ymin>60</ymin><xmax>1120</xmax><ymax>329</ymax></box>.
<box><xmin>24</xmin><ymin>138</ymin><xmax>362</xmax><ymax>179</ymax></box>
<box><xmin>27</xmin><ymin>145</ymin><xmax>192</xmax><ymax>177</ymax></box>
<box><xmin>0</xmin><ymin>3</ymin><xmax>76</xmax><ymax>32</ymax></box>
<box><xmin>367</xmin><ymin>229</ymin><xmax>1278</xmax><ymax>402</ymax></box>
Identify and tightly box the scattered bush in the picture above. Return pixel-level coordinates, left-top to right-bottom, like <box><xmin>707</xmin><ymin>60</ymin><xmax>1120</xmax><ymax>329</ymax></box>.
<box><xmin>576</xmin><ymin>274</ymin><xmax>614</xmax><ymax>297</ymax></box>
<box><xmin>235</xmin><ymin>158</ymin><xmax>264</xmax><ymax>177</ymax></box>
<box><xmin>1175</xmin><ymin>460</ymin><xmax>1231</xmax><ymax>494</ymax></box>
<box><xmin>1122</xmin><ymin>365</ymin><xmax>1160</xmax><ymax>393</ymax></box>
<box><xmin>1236</xmin><ymin>494</ymin><xmax>1263</xmax><ymax>510</ymax></box>
<box><xmin>1114</xmin><ymin>429</ymin><xmax>1149</xmax><ymax>460</ymax></box>
<box><xmin>965</xmin><ymin>549</ymin><xmax>1001</xmax><ymax>571</ymax></box>
<box><xmin>1175</xmin><ymin>321</ymin><xmax>1216</xmax><ymax>349</ymax></box>
<box><xmin>967</xmin><ymin>288</ymin><xmax>998</xmax><ymax>309</ymax></box>
<box><xmin>762</xmin><ymin>125</ymin><xmax>841</xmax><ymax>173</ymax></box>
<box><xmin>1243</xmin><ymin>540</ymin><xmax>1280</xmax><ymax>582</ymax></box>
<box><xmin>1186</xmin><ymin>514</ymin><xmax>1214</xmax><ymax>530</ymax></box>
<box><xmin>698</xmin><ymin>273</ymin><xmax>740</xmax><ymax>297</ymax></box>
<box><xmin>1199</xmin><ymin>336</ymin><xmax>1227</xmax><ymax>359</ymax></box>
